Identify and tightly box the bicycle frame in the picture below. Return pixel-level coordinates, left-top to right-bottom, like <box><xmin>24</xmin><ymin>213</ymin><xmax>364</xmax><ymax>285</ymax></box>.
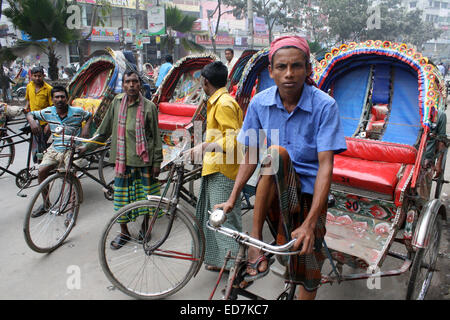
<box><xmin>0</xmin><ymin>128</ymin><xmax>33</xmax><ymax>179</ymax></box>
<box><xmin>142</xmin><ymin>160</ymin><xmax>201</xmax><ymax>257</ymax></box>
<box><xmin>54</xmin><ymin>128</ymin><xmax>113</xmax><ymax>197</ymax></box>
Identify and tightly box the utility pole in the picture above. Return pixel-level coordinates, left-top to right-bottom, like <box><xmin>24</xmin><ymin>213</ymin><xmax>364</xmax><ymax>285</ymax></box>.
<box><xmin>135</xmin><ymin>0</ymin><xmax>143</xmax><ymax>71</ymax></box>
<box><xmin>247</xmin><ymin>0</ymin><xmax>254</xmax><ymax>49</ymax></box>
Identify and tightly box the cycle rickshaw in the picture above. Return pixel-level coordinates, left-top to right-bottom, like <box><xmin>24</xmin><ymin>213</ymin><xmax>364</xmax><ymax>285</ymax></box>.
<box><xmin>209</xmin><ymin>40</ymin><xmax>448</xmax><ymax>300</ymax></box>
<box><xmin>0</xmin><ymin>103</ymin><xmax>36</xmax><ymax>191</ymax></box>
<box><xmin>22</xmin><ymin>49</ymin><xmax>140</xmax><ymax>253</ymax></box>
<box><xmin>228</xmin><ymin>49</ymin><xmax>258</xmax><ymax>98</ymax></box>
<box><xmin>98</xmin><ymin>41</ymin><xmax>447</xmax><ymax>300</ymax></box>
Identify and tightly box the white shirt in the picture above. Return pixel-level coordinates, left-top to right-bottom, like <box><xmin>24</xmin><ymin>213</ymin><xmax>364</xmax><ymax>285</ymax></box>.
<box><xmin>225</xmin><ymin>57</ymin><xmax>238</xmax><ymax>75</ymax></box>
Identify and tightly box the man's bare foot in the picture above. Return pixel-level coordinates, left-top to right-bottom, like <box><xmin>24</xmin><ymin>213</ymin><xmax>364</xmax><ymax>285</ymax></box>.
<box><xmin>246</xmin><ymin>247</ymin><xmax>268</xmax><ymax>276</ymax></box>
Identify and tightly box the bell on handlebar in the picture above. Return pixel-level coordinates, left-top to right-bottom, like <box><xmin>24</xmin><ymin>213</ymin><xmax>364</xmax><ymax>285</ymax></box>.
<box><xmin>209</xmin><ymin>209</ymin><xmax>227</xmax><ymax>228</ymax></box>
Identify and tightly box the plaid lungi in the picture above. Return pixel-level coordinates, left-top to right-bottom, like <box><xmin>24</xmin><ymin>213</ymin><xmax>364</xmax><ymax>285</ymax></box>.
<box><xmin>195</xmin><ymin>172</ymin><xmax>242</xmax><ymax>269</ymax></box>
<box><xmin>113</xmin><ymin>166</ymin><xmax>161</xmax><ymax>224</ymax></box>
<box><xmin>263</xmin><ymin>146</ymin><xmax>326</xmax><ymax>292</ymax></box>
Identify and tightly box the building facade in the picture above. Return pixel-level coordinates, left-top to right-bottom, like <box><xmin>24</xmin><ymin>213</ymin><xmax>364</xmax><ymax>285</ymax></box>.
<box><xmin>402</xmin><ymin>0</ymin><xmax>450</xmax><ymax>61</ymax></box>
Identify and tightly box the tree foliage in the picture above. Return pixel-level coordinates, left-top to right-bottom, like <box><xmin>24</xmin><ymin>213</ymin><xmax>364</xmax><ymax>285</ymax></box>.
<box><xmin>3</xmin><ymin>0</ymin><xmax>80</xmax><ymax>80</ymax></box>
<box><xmin>223</xmin><ymin>0</ymin><xmax>300</xmax><ymax>42</ymax></box>
<box><xmin>162</xmin><ymin>5</ymin><xmax>205</xmax><ymax>56</ymax></box>
<box><xmin>222</xmin><ymin>0</ymin><xmax>443</xmax><ymax>51</ymax></box>
<box><xmin>319</xmin><ymin>0</ymin><xmax>443</xmax><ymax>49</ymax></box>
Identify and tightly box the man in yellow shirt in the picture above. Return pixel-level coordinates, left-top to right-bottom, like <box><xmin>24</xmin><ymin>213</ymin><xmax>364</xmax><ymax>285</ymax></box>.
<box><xmin>187</xmin><ymin>61</ymin><xmax>243</xmax><ymax>272</ymax></box>
<box><xmin>25</xmin><ymin>66</ymin><xmax>53</xmax><ymax>162</ymax></box>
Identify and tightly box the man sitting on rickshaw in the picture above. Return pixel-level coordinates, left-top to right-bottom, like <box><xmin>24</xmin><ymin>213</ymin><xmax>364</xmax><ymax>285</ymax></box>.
<box><xmin>25</xmin><ymin>86</ymin><xmax>92</xmax><ymax>217</ymax></box>
<box><xmin>215</xmin><ymin>36</ymin><xmax>347</xmax><ymax>300</ymax></box>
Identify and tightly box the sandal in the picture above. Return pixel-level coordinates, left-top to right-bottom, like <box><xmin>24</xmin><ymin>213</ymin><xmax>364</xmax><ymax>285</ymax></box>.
<box><xmin>244</xmin><ymin>255</ymin><xmax>274</xmax><ymax>282</ymax></box>
<box><xmin>31</xmin><ymin>204</ymin><xmax>49</xmax><ymax>218</ymax></box>
<box><xmin>138</xmin><ymin>224</ymin><xmax>152</xmax><ymax>243</ymax></box>
<box><xmin>110</xmin><ymin>234</ymin><xmax>130</xmax><ymax>250</ymax></box>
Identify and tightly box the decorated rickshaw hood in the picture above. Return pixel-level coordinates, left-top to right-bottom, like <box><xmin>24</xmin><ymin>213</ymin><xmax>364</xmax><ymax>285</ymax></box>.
<box><xmin>313</xmin><ymin>40</ymin><xmax>446</xmax><ymax>128</ymax></box>
<box><xmin>153</xmin><ymin>53</ymin><xmax>219</xmax><ymax>106</ymax></box>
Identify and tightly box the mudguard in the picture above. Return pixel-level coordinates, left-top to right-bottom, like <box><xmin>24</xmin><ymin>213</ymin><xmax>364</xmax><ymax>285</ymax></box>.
<box><xmin>412</xmin><ymin>199</ymin><xmax>446</xmax><ymax>249</ymax></box>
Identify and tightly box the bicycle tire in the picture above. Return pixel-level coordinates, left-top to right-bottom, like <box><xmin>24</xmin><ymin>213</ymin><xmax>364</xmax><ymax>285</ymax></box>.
<box><xmin>99</xmin><ymin>199</ymin><xmax>203</xmax><ymax>300</ymax></box>
<box><xmin>98</xmin><ymin>148</ymin><xmax>115</xmax><ymax>186</ymax></box>
<box><xmin>23</xmin><ymin>172</ymin><xmax>81</xmax><ymax>253</ymax></box>
<box><xmin>0</xmin><ymin>137</ymin><xmax>15</xmax><ymax>177</ymax></box>
<box><xmin>406</xmin><ymin>217</ymin><xmax>441</xmax><ymax>300</ymax></box>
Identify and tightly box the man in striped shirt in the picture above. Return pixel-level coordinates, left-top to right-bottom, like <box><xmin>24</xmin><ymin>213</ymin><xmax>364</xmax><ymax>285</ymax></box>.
<box><xmin>26</xmin><ymin>86</ymin><xmax>92</xmax><ymax>217</ymax></box>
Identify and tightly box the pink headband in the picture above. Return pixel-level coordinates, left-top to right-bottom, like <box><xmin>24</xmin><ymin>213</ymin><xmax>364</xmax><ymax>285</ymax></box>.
<box><xmin>269</xmin><ymin>36</ymin><xmax>311</xmax><ymax>63</ymax></box>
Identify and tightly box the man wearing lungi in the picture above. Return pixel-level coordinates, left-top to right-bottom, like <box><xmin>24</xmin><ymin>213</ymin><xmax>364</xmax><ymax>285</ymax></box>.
<box><xmin>215</xmin><ymin>36</ymin><xmax>347</xmax><ymax>299</ymax></box>
<box><xmin>81</xmin><ymin>71</ymin><xmax>162</xmax><ymax>250</ymax></box>
<box><xmin>187</xmin><ymin>61</ymin><xmax>243</xmax><ymax>271</ymax></box>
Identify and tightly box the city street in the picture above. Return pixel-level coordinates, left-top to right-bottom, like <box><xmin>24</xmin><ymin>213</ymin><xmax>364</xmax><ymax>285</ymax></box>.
<box><xmin>0</xmin><ymin>103</ymin><xmax>449</xmax><ymax>301</ymax></box>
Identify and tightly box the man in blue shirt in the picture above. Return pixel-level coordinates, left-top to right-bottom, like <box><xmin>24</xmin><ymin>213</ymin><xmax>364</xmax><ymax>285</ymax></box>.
<box><xmin>215</xmin><ymin>36</ymin><xmax>346</xmax><ymax>299</ymax></box>
<box><xmin>155</xmin><ymin>55</ymin><xmax>173</xmax><ymax>88</ymax></box>
<box><xmin>26</xmin><ymin>86</ymin><xmax>92</xmax><ymax>217</ymax></box>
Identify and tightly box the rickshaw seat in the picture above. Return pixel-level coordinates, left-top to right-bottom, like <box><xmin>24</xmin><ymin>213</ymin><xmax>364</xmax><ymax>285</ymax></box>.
<box><xmin>328</xmin><ymin>139</ymin><xmax>417</xmax><ymax>267</ymax></box>
<box><xmin>159</xmin><ymin>102</ymin><xmax>198</xmax><ymax>117</ymax></box>
<box><xmin>158</xmin><ymin>102</ymin><xmax>198</xmax><ymax>131</ymax></box>
<box><xmin>333</xmin><ymin>138</ymin><xmax>417</xmax><ymax>197</ymax></box>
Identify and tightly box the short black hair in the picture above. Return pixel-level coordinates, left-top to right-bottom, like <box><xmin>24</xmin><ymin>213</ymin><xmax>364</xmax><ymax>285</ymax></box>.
<box><xmin>225</xmin><ymin>48</ymin><xmax>234</xmax><ymax>54</ymax></box>
<box><xmin>201</xmin><ymin>61</ymin><xmax>228</xmax><ymax>88</ymax></box>
<box><xmin>31</xmin><ymin>66</ymin><xmax>44</xmax><ymax>75</ymax></box>
<box><xmin>165</xmin><ymin>55</ymin><xmax>173</xmax><ymax>63</ymax></box>
<box><xmin>51</xmin><ymin>86</ymin><xmax>68</xmax><ymax>98</ymax></box>
<box><xmin>123</xmin><ymin>70</ymin><xmax>142</xmax><ymax>83</ymax></box>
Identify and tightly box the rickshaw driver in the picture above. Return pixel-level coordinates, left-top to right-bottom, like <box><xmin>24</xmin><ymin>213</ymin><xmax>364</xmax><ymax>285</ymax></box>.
<box><xmin>26</xmin><ymin>86</ymin><xmax>92</xmax><ymax>217</ymax></box>
<box><xmin>215</xmin><ymin>36</ymin><xmax>347</xmax><ymax>300</ymax></box>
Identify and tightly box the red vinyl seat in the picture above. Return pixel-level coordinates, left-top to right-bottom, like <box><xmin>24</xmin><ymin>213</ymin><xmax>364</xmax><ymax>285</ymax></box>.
<box><xmin>159</xmin><ymin>102</ymin><xmax>198</xmax><ymax>117</ymax></box>
<box><xmin>333</xmin><ymin>156</ymin><xmax>402</xmax><ymax>195</ymax></box>
<box><xmin>158</xmin><ymin>102</ymin><xmax>198</xmax><ymax>131</ymax></box>
<box><xmin>158</xmin><ymin>113</ymin><xmax>192</xmax><ymax>131</ymax></box>
<box><xmin>333</xmin><ymin>138</ymin><xmax>417</xmax><ymax>199</ymax></box>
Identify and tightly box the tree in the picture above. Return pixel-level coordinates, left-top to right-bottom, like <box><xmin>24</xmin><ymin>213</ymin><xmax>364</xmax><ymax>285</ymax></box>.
<box><xmin>162</xmin><ymin>5</ymin><xmax>205</xmax><ymax>57</ymax></box>
<box><xmin>320</xmin><ymin>0</ymin><xmax>443</xmax><ymax>49</ymax></box>
<box><xmin>77</xmin><ymin>0</ymin><xmax>112</xmax><ymax>65</ymax></box>
<box><xmin>207</xmin><ymin>0</ymin><xmax>234</xmax><ymax>53</ymax></box>
<box><xmin>223</xmin><ymin>0</ymin><xmax>302</xmax><ymax>43</ymax></box>
<box><xmin>0</xmin><ymin>0</ymin><xmax>17</xmax><ymax>102</ymax></box>
<box><xmin>3</xmin><ymin>0</ymin><xmax>79</xmax><ymax>80</ymax></box>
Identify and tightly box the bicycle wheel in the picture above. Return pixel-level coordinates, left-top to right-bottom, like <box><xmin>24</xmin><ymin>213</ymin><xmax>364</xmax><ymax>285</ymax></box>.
<box><xmin>98</xmin><ymin>148</ymin><xmax>115</xmax><ymax>185</ymax></box>
<box><xmin>99</xmin><ymin>199</ymin><xmax>203</xmax><ymax>300</ymax></box>
<box><xmin>23</xmin><ymin>172</ymin><xmax>81</xmax><ymax>253</ymax></box>
<box><xmin>406</xmin><ymin>216</ymin><xmax>442</xmax><ymax>300</ymax></box>
<box><xmin>0</xmin><ymin>137</ymin><xmax>14</xmax><ymax>177</ymax></box>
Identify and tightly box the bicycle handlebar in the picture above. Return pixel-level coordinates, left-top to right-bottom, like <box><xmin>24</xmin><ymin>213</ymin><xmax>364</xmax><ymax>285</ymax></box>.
<box><xmin>53</xmin><ymin>125</ymin><xmax>107</xmax><ymax>147</ymax></box>
<box><xmin>207</xmin><ymin>209</ymin><xmax>301</xmax><ymax>256</ymax></box>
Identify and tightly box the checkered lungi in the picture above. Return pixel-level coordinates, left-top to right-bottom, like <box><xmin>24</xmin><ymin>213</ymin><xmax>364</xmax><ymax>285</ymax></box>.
<box><xmin>113</xmin><ymin>166</ymin><xmax>161</xmax><ymax>224</ymax></box>
<box><xmin>195</xmin><ymin>172</ymin><xmax>242</xmax><ymax>269</ymax></box>
<box><xmin>263</xmin><ymin>146</ymin><xmax>326</xmax><ymax>292</ymax></box>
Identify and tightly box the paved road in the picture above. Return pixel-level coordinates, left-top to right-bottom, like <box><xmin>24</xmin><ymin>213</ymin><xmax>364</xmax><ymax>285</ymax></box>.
<box><xmin>0</xmin><ymin>110</ymin><xmax>448</xmax><ymax>300</ymax></box>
